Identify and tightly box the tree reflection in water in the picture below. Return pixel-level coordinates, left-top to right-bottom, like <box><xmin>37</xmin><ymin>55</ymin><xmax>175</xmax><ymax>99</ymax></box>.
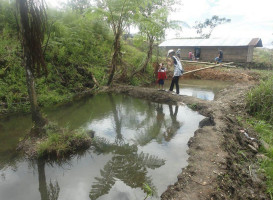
<box><xmin>38</xmin><ymin>160</ymin><xmax>60</xmax><ymax>200</ymax></box>
<box><xmin>89</xmin><ymin>94</ymin><xmax>166</xmax><ymax>200</ymax></box>
<box><xmin>90</xmin><ymin>138</ymin><xmax>165</xmax><ymax>200</ymax></box>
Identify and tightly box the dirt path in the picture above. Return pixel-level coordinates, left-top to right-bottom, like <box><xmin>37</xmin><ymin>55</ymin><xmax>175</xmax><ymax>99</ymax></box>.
<box><xmin>108</xmin><ymin>81</ymin><xmax>269</xmax><ymax>199</ymax></box>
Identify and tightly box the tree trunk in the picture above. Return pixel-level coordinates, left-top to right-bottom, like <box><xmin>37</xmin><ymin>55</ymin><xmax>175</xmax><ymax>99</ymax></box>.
<box><xmin>107</xmin><ymin>31</ymin><xmax>121</xmax><ymax>86</ymax></box>
<box><xmin>24</xmin><ymin>55</ymin><xmax>47</xmax><ymax>130</ymax></box>
<box><xmin>141</xmin><ymin>36</ymin><xmax>154</xmax><ymax>73</ymax></box>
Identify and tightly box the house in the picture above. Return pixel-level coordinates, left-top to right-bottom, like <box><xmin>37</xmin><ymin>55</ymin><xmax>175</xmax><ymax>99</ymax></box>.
<box><xmin>159</xmin><ymin>38</ymin><xmax>263</xmax><ymax>62</ymax></box>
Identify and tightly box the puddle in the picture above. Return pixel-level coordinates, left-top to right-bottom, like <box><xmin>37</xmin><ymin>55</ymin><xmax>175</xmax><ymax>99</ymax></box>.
<box><xmin>155</xmin><ymin>79</ymin><xmax>231</xmax><ymax>100</ymax></box>
<box><xmin>0</xmin><ymin>94</ymin><xmax>204</xmax><ymax>200</ymax></box>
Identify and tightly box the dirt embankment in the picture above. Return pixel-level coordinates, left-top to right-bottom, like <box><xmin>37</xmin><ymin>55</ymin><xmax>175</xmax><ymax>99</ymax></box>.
<box><xmin>108</xmin><ymin>71</ymin><xmax>270</xmax><ymax>199</ymax></box>
<box><xmin>166</xmin><ymin>63</ymin><xmax>260</xmax><ymax>83</ymax></box>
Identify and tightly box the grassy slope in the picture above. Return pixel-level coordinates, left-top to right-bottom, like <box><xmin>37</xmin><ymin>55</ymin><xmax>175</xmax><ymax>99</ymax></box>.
<box><xmin>245</xmin><ymin>71</ymin><xmax>273</xmax><ymax>198</ymax></box>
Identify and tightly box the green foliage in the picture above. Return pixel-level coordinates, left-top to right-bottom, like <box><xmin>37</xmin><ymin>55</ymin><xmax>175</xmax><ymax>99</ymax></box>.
<box><xmin>0</xmin><ymin>9</ymin><xmax>114</xmax><ymax>113</ymax></box>
<box><xmin>136</xmin><ymin>0</ymin><xmax>170</xmax><ymax>40</ymax></box>
<box><xmin>132</xmin><ymin>34</ymin><xmax>148</xmax><ymax>51</ymax></box>
<box><xmin>253</xmin><ymin>48</ymin><xmax>273</xmax><ymax>66</ymax></box>
<box><xmin>189</xmin><ymin>103</ymin><xmax>198</xmax><ymax>110</ymax></box>
<box><xmin>143</xmin><ymin>183</ymin><xmax>154</xmax><ymax>200</ymax></box>
<box><xmin>65</xmin><ymin>0</ymin><xmax>91</xmax><ymax>13</ymax></box>
<box><xmin>247</xmin><ymin>119</ymin><xmax>273</xmax><ymax>198</ymax></box>
<box><xmin>0</xmin><ymin>0</ymin><xmax>172</xmax><ymax>114</ymax></box>
<box><xmin>246</xmin><ymin>77</ymin><xmax>273</xmax><ymax>124</ymax></box>
<box><xmin>261</xmin><ymin>159</ymin><xmax>273</xmax><ymax>199</ymax></box>
<box><xmin>0</xmin><ymin>0</ymin><xmax>18</xmax><ymax>34</ymax></box>
<box><xmin>37</xmin><ymin>122</ymin><xmax>91</xmax><ymax>158</ymax></box>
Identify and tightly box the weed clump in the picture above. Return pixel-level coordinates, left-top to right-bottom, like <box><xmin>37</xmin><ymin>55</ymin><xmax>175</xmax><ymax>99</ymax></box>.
<box><xmin>246</xmin><ymin>77</ymin><xmax>273</xmax><ymax>125</ymax></box>
<box><xmin>37</xmin><ymin>122</ymin><xmax>91</xmax><ymax>158</ymax></box>
<box><xmin>19</xmin><ymin>122</ymin><xmax>92</xmax><ymax>159</ymax></box>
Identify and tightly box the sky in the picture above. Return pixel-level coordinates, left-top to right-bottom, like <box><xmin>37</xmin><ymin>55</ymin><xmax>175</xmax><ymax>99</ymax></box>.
<box><xmin>168</xmin><ymin>0</ymin><xmax>273</xmax><ymax>48</ymax></box>
<box><xmin>46</xmin><ymin>0</ymin><xmax>273</xmax><ymax>48</ymax></box>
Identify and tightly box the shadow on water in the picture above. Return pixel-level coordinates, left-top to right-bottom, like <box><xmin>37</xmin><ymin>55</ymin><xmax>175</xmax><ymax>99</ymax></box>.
<box><xmin>0</xmin><ymin>93</ymin><xmax>204</xmax><ymax>200</ymax></box>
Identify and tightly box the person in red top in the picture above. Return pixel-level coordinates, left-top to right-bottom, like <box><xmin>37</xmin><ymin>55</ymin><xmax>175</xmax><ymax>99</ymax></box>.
<box><xmin>189</xmin><ymin>51</ymin><xmax>193</xmax><ymax>60</ymax></box>
<box><xmin>157</xmin><ymin>63</ymin><xmax>167</xmax><ymax>90</ymax></box>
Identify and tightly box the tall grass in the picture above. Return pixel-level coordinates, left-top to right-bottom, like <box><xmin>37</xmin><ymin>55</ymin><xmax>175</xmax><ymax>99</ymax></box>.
<box><xmin>253</xmin><ymin>48</ymin><xmax>273</xmax><ymax>65</ymax></box>
<box><xmin>246</xmin><ymin>76</ymin><xmax>273</xmax><ymax>198</ymax></box>
<box><xmin>248</xmin><ymin>119</ymin><xmax>273</xmax><ymax>199</ymax></box>
<box><xmin>246</xmin><ymin>77</ymin><xmax>273</xmax><ymax>125</ymax></box>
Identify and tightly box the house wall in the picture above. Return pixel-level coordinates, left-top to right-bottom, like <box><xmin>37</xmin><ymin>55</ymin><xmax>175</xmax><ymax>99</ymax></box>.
<box><xmin>164</xmin><ymin>46</ymin><xmax>251</xmax><ymax>62</ymax></box>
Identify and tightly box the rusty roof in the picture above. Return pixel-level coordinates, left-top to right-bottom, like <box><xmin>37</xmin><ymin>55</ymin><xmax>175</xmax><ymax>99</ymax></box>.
<box><xmin>159</xmin><ymin>38</ymin><xmax>263</xmax><ymax>47</ymax></box>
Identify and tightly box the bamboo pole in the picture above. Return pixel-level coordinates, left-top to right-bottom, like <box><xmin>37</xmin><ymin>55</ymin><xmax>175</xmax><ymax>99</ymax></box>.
<box><xmin>181</xmin><ymin>60</ymin><xmax>234</xmax><ymax>65</ymax></box>
<box><xmin>183</xmin><ymin>65</ymin><xmax>218</xmax><ymax>75</ymax></box>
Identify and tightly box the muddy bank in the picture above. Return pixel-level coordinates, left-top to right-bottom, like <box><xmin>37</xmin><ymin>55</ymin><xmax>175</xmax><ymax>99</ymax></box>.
<box><xmin>176</xmin><ymin>64</ymin><xmax>259</xmax><ymax>82</ymax></box>
<box><xmin>107</xmin><ymin>83</ymin><xmax>269</xmax><ymax>199</ymax></box>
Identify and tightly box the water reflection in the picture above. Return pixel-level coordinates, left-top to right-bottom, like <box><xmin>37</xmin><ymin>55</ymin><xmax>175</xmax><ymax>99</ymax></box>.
<box><xmin>90</xmin><ymin>138</ymin><xmax>164</xmax><ymax>200</ymax></box>
<box><xmin>164</xmin><ymin>105</ymin><xmax>182</xmax><ymax>141</ymax></box>
<box><xmin>0</xmin><ymin>94</ymin><xmax>204</xmax><ymax>200</ymax></box>
<box><xmin>108</xmin><ymin>94</ymin><xmax>124</xmax><ymax>145</ymax></box>
<box><xmin>89</xmin><ymin>94</ymin><xmax>165</xmax><ymax>199</ymax></box>
<box><xmin>38</xmin><ymin>160</ymin><xmax>60</xmax><ymax>200</ymax></box>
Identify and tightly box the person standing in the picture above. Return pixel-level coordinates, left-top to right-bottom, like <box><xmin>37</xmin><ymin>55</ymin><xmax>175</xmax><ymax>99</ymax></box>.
<box><xmin>189</xmin><ymin>51</ymin><xmax>193</xmax><ymax>60</ymax></box>
<box><xmin>157</xmin><ymin>63</ymin><xmax>167</xmax><ymax>90</ymax></box>
<box><xmin>167</xmin><ymin>49</ymin><xmax>183</xmax><ymax>95</ymax></box>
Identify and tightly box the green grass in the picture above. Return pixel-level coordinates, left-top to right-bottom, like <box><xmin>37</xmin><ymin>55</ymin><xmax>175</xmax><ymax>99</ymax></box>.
<box><xmin>37</xmin><ymin>122</ymin><xmax>91</xmax><ymax>158</ymax></box>
<box><xmin>246</xmin><ymin>119</ymin><xmax>273</xmax><ymax>198</ymax></box>
<box><xmin>253</xmin><ymin>48</ymin><xmax>273</xmax><ymax>65</ymax></box>
<box><xmin>245</xmin><ymin>73</ymin><xmax>273</xmax><ymax>198</ymax></box>
<box><xmin>246</xmin><ymin>77</ymin><xmax>273</xmax><ymax>124</ymax></box>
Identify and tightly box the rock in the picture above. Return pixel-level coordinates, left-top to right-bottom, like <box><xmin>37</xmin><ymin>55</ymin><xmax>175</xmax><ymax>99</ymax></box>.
<box><xmin>248</xmin><ymin>144</ymin><xmax>258</xmax><ymax>153</ymax></box>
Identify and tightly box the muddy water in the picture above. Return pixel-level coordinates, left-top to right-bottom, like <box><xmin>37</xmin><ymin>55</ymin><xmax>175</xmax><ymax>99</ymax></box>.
<box><xmin>0</xmin><ymin>94</ymin><xmax>204</xmax><ymax>200</ymax></box>
<box><xmin>156</xmin><ymin>79</ymin><xmax>231</xmax><ymax>100</ymax></box>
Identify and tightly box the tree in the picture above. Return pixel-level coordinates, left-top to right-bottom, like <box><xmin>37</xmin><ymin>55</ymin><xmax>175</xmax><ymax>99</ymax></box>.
<box><xmin>136</xmin><ymin>0</ymin><xmax>169</xmax><ymax>73</ymax></box>
<box><xmin>66</xmin><ymin>0</ymin><xmax>91</xmax><ymax>13</ymax></box>
<box><xmin>16</xmin><ymin>0</ymin><xmax>47</xmax><ymax>132</ymax></box>
<box><xmin>133</xmin><ymin>0</ymin><xmax>179</xmax><ymax>74</ymax></box>
<box><xmin>194</xmin><ymin>15</ymin><xmax>231</xmax><ymax>39</ymax></box>
<box><xmin>95</xmin><ymin>0</ymin><xmax>140</xmax><ymax>86</ymax></box>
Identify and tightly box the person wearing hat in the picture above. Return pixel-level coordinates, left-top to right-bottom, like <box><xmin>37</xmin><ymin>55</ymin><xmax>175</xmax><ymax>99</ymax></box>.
<box><xmin>167</xmin><ymin>49</ymin><xmax>184</xmax><ymax>95</ymax></box>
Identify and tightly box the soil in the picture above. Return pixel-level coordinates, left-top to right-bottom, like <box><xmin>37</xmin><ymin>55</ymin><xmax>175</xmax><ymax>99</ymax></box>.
<box><xmin>108</xmin><ymin>65</ymin><xmax>270</xmax><ymax>200</ymax></box>
<box><xmin>179</xmin><ymin>64</ymin><xmax>260</xmax><ymax>82</ymax></box>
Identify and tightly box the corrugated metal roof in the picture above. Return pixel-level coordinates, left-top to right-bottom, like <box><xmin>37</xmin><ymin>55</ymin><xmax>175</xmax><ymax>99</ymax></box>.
<box><xmin>249</xmin><ymin>38</ymin><xmax>263</xmax><ymax>47</ymax></box>
<box><xmin>159</xmin><ymin>38</ymin><xmax>263</xmax><ymax>47</ymax></box>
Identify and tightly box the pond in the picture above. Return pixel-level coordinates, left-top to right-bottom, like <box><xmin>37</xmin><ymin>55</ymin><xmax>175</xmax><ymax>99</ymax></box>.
<box><xmin>0</xmin><ymin>93</ymin><xmax>204</xmax><ymax>200</ymax></box>
<box><xmin>155</xmin><ymin>79</ymin><xmax>231</xmax><ymax>101</ymax></box>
